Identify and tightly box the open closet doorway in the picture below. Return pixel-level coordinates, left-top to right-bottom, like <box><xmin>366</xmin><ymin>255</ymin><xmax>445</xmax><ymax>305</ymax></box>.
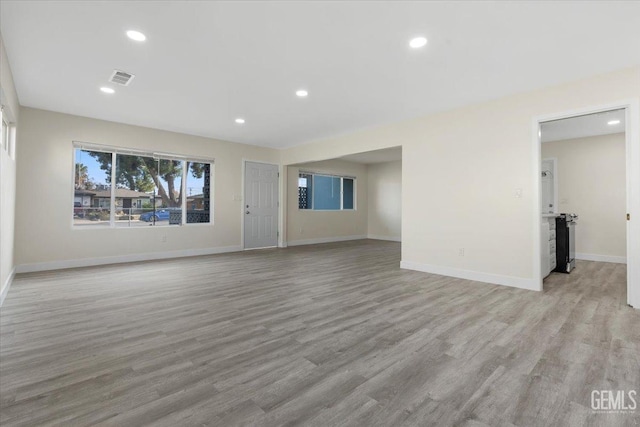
<box><xmin>535</xmin><ymin>102</ymin><xmax>640</xmax><ymax>309</ymax></box>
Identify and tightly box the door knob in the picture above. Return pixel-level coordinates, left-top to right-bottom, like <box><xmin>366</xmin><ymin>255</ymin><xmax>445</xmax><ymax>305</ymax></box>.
<box><xmin>246</xmin><ymin>211</ymin><xmax>250</xmax><ymax>214</ymax></box>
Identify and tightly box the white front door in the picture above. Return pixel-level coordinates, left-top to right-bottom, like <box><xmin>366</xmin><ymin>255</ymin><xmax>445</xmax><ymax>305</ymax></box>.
<box><xmin>244</xmin><ymin>161</ymin><xmax>279</xmax><ymax>249</ymax></box>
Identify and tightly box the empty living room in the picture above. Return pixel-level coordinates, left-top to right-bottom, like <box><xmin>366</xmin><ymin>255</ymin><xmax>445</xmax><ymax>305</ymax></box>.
<box><xmin>1</xmin><ymin>1</ymin><xmax>639</xmax><ymax>426</ymax></box>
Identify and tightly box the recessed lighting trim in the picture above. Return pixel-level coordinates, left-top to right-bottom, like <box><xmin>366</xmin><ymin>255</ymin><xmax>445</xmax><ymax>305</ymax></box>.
<box><xmin>607</xmin><ymin>120</ymin><xmax>621</xmax><ymax>125</ymax></box>
<box><xmin>296</xmin><ymin>89</ymin><xmax>308</xmax><ymax>98</ymax></box>
<box><xmin>100</xmin><ymin>87</ymin><xmax>115</xmax><ymax>94</ymax></box>
<box><xmin>409</xmin><ymin>36</ymin><xmax>428</xmax><ymax>48</ymax></box>
<box><xmin>126</xmin><ymin>30</ymin><xmax>146</xmax><ymax>42</ymax></box>
<box><xmin>235</xmin><ymin>118</ymin><xmax>245</xmax><ymax>124</ymax></box>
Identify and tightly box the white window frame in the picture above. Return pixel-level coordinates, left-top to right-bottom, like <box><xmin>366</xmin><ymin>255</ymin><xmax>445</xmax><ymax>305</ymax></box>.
<box><xmin>71</xmin><ymin>141</ymin><xmax>214</xmax><ymax>228</ymax></box>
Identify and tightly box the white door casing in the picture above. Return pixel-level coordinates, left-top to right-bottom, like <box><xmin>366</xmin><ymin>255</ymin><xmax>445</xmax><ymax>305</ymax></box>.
<box><xmin>244</xmin><ymin>161</ymin><xmax>279</xmax><ymax>249</ymax></box>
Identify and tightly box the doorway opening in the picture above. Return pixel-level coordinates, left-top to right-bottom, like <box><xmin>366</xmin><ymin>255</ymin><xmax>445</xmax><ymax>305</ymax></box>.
<box><xmin>283</xmin><ymin>146</ymin><xmax>402</xmax><ymax>248</ymax></box>
<box><xmin>534</xmin><ymin>102</ymin><xmax>639</xmax><ymax>308</ymax></box>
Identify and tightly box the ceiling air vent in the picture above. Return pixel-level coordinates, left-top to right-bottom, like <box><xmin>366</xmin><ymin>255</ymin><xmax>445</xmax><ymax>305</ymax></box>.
<box><xmin>109</xmin><ymin>70</ymin><xmax>135</xmax><ymax>86</ymax></box>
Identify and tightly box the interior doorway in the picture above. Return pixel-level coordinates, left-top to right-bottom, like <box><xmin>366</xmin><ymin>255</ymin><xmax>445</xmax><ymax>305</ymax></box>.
<box><xmin>534</xmin><ymin>102</ymin><xmax>639</xmax><ymax>308</ymax></box>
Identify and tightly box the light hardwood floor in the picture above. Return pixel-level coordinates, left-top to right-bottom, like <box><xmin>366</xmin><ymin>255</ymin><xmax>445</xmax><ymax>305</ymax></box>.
<box><xmin>1</xmin><ymin>240</ymin><xmax>638</xmax><ymax>426</ymax></box>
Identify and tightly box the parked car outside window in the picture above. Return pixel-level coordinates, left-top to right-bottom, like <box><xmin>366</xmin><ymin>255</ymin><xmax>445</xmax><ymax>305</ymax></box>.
<box><xmin>139</xmin><ymin>209</ymin><xmax>171</xmax><ymax>222</ymax></box>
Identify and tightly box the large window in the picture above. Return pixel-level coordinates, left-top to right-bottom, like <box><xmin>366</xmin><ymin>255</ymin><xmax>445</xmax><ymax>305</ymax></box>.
<box><xmin>73</xmin><ymin>143</ymin><xmax>213</xmax><ymax>227</ymax></box>
<box><xmin>298</xmin><ymin>172</ymin><xmax>355</xmax><ymax>210</ymax></box>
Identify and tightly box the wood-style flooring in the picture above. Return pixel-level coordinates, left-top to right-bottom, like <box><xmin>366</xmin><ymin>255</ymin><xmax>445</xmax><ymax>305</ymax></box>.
<box><xmin>1</xmin><ymin>240</ymin><xmax>639</xmax><ymax>426</ymax></box>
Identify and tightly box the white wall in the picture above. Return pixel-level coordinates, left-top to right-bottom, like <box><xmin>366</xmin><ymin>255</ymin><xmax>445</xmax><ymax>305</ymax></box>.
<box><xmin>542</xmin><ymin>133</ymin><xmax>626</xmax><ymax>261</ymax></box>
<box><xmin>367</xmin><ymin>160</ymin><xmax>401</xmax><ymax>241</ymax></box>
<box><xmin>287</xmin><ymin>159</ymin><xmax>367</xmax><ymax>245</ymax></box>
<box><xmin>15</xmin><ymin>107</ymin><xmax>279</xmax><ymax>271</ymax></box>
<box><xmin>0</xmin><ymin>35</ymin><xmax>20</xmax><ymax>304</ymax></box>
<box><xmin>281</xmin><ymin>66</ymin><xmax>640</xmax><ymax>293</ymax></box>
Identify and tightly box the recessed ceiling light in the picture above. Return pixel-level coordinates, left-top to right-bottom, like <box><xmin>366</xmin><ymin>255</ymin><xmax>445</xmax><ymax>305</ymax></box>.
<box><xmin>608</xmin><ymin>120</ymin><xmax>621</xmax><ymax>125</ymax></box>
<box><xmin>235</xmin><ymin>118</ymin><xmax>245</xmax><ymax>124</ymax></box>
<box><xmin>100</xmin><ymin>87</ymin><xmax>115</xmax><ymax>94</ymax></box>
<box><xmin>296</xmin><ymin>89</ymin><xmax>308</xmax><ymax>98</ymax></box>
<box><xmin>409</xmin><ymin>36</ymin><xmax>428</xmax><ymax>48</ymax></box>
<box><xmin>126</xmin><ymin>30</ymin><xmax>146</xmax><ymax>42</ymax></box>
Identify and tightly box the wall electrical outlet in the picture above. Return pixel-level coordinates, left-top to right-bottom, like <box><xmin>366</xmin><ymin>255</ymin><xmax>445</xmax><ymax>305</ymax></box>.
<box><xmin>459</xmin><ymin>248</ymin><xmax>465</xmax><ymax>257</ymax></box>
<box><xmin>161</xmin><ymin>235</ymin><xmax>167</xmax><ymax>243</ymax></box>
<box><xmin>515</xmin><ymin>188</ymin><xmax>523</xmax><ymax>198</ymax></box>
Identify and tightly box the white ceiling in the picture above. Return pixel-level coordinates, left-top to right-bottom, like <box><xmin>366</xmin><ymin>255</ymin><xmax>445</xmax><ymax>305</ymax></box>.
<box><xmin>541</xmin><ymin>109</ymin><xmax>625</xmax><ymax>143</ymax></box>
<box><xmin>2</xmin><ymin>1</ymin><xmax>640</xmax><ymax>149</ymax></box>
<box><xmin>339</xmin><ymin>147</ymin><xmax>402</xmax><ymax>164</ymax></box>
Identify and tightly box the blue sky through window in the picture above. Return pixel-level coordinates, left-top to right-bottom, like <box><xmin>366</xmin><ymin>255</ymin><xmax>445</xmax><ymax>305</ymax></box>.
<box><xmin>75</xmin><ymin>149</ymin><xmax>109</xmax><ymax>186</ymax></box>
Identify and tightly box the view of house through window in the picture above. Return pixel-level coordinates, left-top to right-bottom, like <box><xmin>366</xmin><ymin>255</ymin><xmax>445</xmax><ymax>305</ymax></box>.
<box><xmin>298</xmin><ymin>172</ymin><xmax>355</xmax><ymax>210</ymax></box>
<box><xmin>74</xmin><ymin>148</ymin><xmax>112</xmax><ymax>224</ymax></box>
<box><xmin>73</xmin><ymin>145</ymin><xmax>212</xmax><ymax>227</ymax></box>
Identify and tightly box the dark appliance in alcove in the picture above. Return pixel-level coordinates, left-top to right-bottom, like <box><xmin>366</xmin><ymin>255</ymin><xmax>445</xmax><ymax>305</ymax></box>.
<box><xmin>555</xmin><ymin>213</ymin><xmax>578</xmax><ymax>273</ymax></box>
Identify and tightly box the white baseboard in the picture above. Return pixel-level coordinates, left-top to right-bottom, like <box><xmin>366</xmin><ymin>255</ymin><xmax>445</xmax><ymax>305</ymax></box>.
<box><xmin>15</xmin><ymin>245</ymin><xmax>243</xmax><ymax>274</ymax></box>
<box><xmin>575</xmin><ymin>253</ymin><xmax>627</xmax><ymax>264</ymax></box>
<box><xmin>287</xmin><ymin>235</ymin><xmax>367</xmax><ymax>247</ymax></box>
<box><xmin>400</xmin><ymin>260</ymin><xmax>539</xmax><ymax>291</ymax></box>
<box><xmin>367</xmin><ymin>234</ymin><xmax>401</xmax><ymax>242</ymax></box>
<box><xmin>0</xmin><ymin>267</ymin><xmax>16</xmax><ymax>306</ymax></box>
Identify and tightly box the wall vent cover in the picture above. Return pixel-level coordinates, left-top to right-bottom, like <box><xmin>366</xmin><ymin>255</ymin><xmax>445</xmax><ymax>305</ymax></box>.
<box><xmin>109</xmin><ymin>70</ymin><xmax>135</xmax><ymax>86</ymax></box>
